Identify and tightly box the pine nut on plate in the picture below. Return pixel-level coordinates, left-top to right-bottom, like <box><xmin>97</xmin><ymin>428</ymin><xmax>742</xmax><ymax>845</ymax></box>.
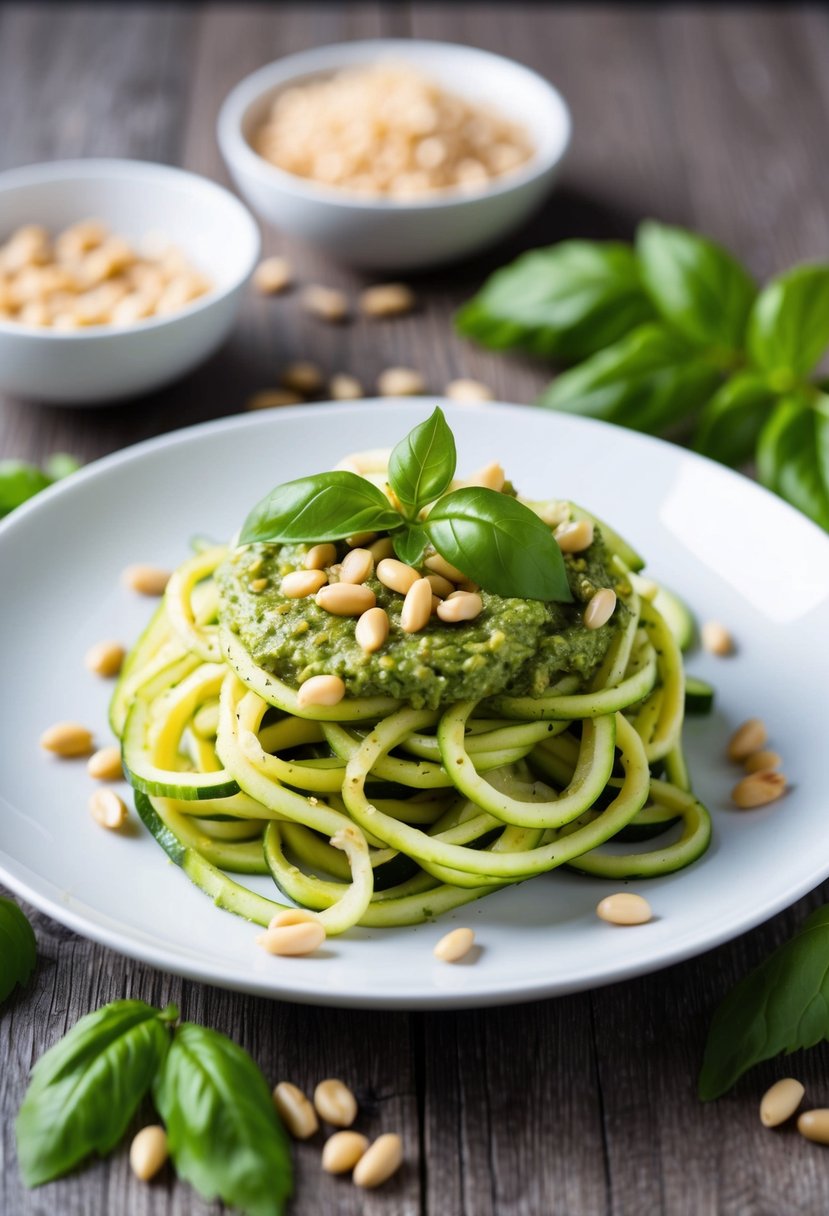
<box><xmin>129</xmin><ymin>1125</ymin><xmax>168</xmax><ymax>1181</ymax></box>
<box><xmin>84</xmin><ymin>639</ymin><xmax>125</xmax><ymax>677</ymax></box>
<box><xmin>314</xmin><ymin>1078</ymin><xmax>358</xmax><ymax>1127</ymax></box>
<box><xmin>40</xmin><ymin>721</ymin><xmax>93</xmax><ymax>757</ymax></box>
<box><xmin>297</xmin><ymin>675</ymin><xmax>346</xmax><ymax>709</ymax></box>
<box><xmin>731</xmin><ymin>771</ymin><xmax>787</xmax><ymax>809</ymax></box>
<box><xmin>89</xmin><ymin>788</ymin><xmax>128</xmax><ymax>830</ymax></box>
<box><xmin>122</xmin><ymin>564</ymin><xmax>171</xmax><ymax>596</ymax></box>
<box><xmin>316</xmin><ymin>582</ymin><xmax>376</xmax><ymax>616</ymax></box>
<box><xmin>353</xmin><ymin>1133</ymin><xmax>404</xmax><ymax>1188</ymax></box>
<box><xmin>376</xmin><ymin>558</ymin><xmax>420</xmax><ymax>594</ymax></box>
<box><xmin>727</xmin><ymin>718</ymin><xmax>768</xmax><ymax>762</ymax></box>
<box><xmin>701</xmin><ymin>620</ymin><xmax>733</xmax><ymax>656</ymax></box>
<box><xmin>760</xmin><ymin>1078</ymin><xmax>804</xmax><ymax>1127</ymax></box>
<box><xmin>434</xmin><ymin>926</ymin><xmax>475</xmax><ymax>962</ymax></box>
<box><xmin>596</xmin><ymin>893</ymin><xmax>652</xmax><ymax>925</ymax></box>
<box><xmin>258</xmin><ymin>919</ymin><xmax>327</xmax><ymax>955</ymax></box>
<box><xmin>87</xmin><ymin>745</ymin><xmax>123</xmax><ymax>782</ymax></box>
<box><xmin>273</xmin><ymin>1082</ymin><xmax>319</xmax><ymax>1139</ymax></box>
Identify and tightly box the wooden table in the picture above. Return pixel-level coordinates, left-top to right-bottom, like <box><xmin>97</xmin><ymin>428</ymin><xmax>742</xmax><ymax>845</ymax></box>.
<box><xmin>1</xmin><ymin>5</ymin><xmax>828</xmax><ymax>1213</ymax></box>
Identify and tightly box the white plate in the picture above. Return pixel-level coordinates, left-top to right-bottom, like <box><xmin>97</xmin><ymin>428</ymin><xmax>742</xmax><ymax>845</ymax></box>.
<box><xmin>1</xmin><ymin>401</ymin><xmax>827</xmax><ymax>1009</ymax></box>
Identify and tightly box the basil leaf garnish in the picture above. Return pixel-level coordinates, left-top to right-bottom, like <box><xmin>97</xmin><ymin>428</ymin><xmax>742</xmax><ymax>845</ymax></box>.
<box><xmin>16</xmin><ymin>999</ymin><xmax>175</xmax><ymax>1187</ymax></box>
<box><xmin>425</xmin><ymin>488</ymin><xmax>572</xmax><ymax>601</ymax></box>
<box><xmin>748</xmin><ymin>265</ymin><xmax>829</xmax><ymax>378</ymax></box>
<box><xmin>636</xmin><ymin>220</ymin><xmax>756</xmax><ymax>350</ymax></box>
<box><xmin>393</xmin><ymin>523</ymin><xmax>428</xmax><ymax>566</ymax></box>
<box><xmin>154</xmin><ymin>1022</ymin><xmax>292</xmax><ymax>1216</ymax></box>
<box><xmin>456</xmin><ymin>241</ymin><xmax>655</xmax><ymax>360</ymax></box>
<box><xmin>388</xmin><ymin>405</ymin><xmax>456</xmax><ymax>514</ymax></box>
<box><xmin>756</xmin><ymin>395</ymin><xmax>829</xmax><ymax>530</ymax></box>
<box><xmin>700</xmin><ymin>905</ymin><xmax>829</xmax><ymax>1100</ymax></box>
<box><xmin>693</xmin><ymin>372</ymin><xmax>778</xmax><ymax>468</ymax></box>
<box><xmin>239</xmin><ymin>470</ymin><xmax>400</xmax><ymax>545</ymax></box>
<box><xmin>0</xmin><ymin>897</ymin><xmax>36</xmax><ymax>1004</ymax></box>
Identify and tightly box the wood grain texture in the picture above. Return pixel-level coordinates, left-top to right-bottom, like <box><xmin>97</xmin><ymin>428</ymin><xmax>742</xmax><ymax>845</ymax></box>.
<box><xmin>2</xmin><ymin>5</ymin><xmax>829</xmax><ymax>1214</ymax></box>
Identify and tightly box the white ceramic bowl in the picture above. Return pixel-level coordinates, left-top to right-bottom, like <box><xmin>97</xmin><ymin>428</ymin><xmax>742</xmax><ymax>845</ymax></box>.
<box><xmin>218</xmin><ymin>39</ymin><xmax>571</xmax><ymax>270</ymax></box>
<box><xmin>0</xmin><ymin>160</ymin><xmax>260</xmax><ymax>404</ymax></box>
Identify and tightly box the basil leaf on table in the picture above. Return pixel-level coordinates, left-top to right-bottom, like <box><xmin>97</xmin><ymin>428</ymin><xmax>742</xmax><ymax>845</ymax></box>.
<box><xmin>425</xmin><ymin>487</ymin><xmax>571</xmax><ymax>601</ymax></box>
<box><xmin>15</xmin><ymin>999</ymin><xmax>176</xmax><ymax>1187</ymax></box>
<box><xmin>0</xmin><ymin>461</ymin><xmax>51</xmax><ymax>517</ymax></box>
<box><xmin>456</xmin><ymin>241</ymin><xmax>655</xmax><ymax>360</ymax></box>
<box><xmin>756</xmin><ymin>394</ymin><xmax>829</xmax><ymax>529</ymax></box>
<box><xmin>538</xmin><ymin>323</ymin><xmax>721</xmax><ymax>434</ymax></box>
<box><xmin>700</xmin><ymin>905</ymin><xmax>829</xmax><ymax>1100</ymax></box>
<box><xmin>239</xmin><ymin>470</ymin><xmax>401</xmax><ymax>545</ymax></box>
<box><xmin>393</xmin><ymin>523</ymin><xmax>428</xmax><ymax>566</ymax></box>
<box><xmin>43</xmin><ymin>452</ymin><xmax>81</xmax><ymax>481</ymax></box>
<box><xmin>0</xmin><ymin>897</ymin><xmax>36</xmax><ymax>1003</ymax></box>
<box><xmin>153</xmin><ymin>1022</ymin><xmax>292</xmax><ymax>1216</ymax></box>
<box><xmin>693</xmin><ymin>372</ymin><xmax>779</xmax><ymax>467</ymax></box>
<box><xmin>747</xmin><ymin>265</ymin><xmax>829</xmax><ymax>378</ymax></box>
<box><xmin>388</xmin><ymin>405</ymin><xmax>456</xmax><ymax>515</ymax></box>
<box><xmin>636</xmin><ymin>220</ymin><xmax>756</xmax><ymax>350</ymax></box>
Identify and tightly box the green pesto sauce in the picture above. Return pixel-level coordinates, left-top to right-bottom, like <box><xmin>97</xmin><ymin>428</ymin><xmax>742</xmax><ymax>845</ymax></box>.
<box><xmin>216</xmin><ymin>532</ymin><xmax>628</xmax><ymax>711</ymax></box>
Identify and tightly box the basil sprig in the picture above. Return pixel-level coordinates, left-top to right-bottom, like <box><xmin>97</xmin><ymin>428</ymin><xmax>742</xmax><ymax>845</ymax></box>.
<box><xmin>0</xmin><ymin>453</ymin><xmax>80</xmax><ymax>519</ymax></box>
<box><xmin>239</xmin><ymin>407</ymin><xmax>572</xmax><ymax>602</ymax></box>
<box><xmin>458</xmin><ymin>221</ymin><xmax>829</xmax><ymax>532</ymax></box>
<box><xmin>0</xmin><ymin>896</ymin><xmax>36</xmax><ymax>1004</ymax></box>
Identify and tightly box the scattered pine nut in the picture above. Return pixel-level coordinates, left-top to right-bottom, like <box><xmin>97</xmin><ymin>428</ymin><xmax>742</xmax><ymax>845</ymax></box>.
<box><xmin>353</xmin><ymin>1133</ymin><xmax>403</xmax><ymax>1189</ymax></box>
<box><xmin>701</xmin><ymin>620</ymin><xmax>734</xmax><ymax>656</ymax></box>
<box><xmin>339</xmin><ymin>547</ymin><xmax>374</xmax><ymax>584</ymax></box>
<box><xmin>253</xmin><ymin>255</ymin><xmax>292</xmax><ymax>295</ymax></box>
<box><xmin>425</xmin><ymin>571</ymin><xmax>455</xmax><ymax>598</ymax></box>
<box><xmin>596</xmin><ymin>893</ymin><xmax>652</xmax><ymax>925</ymax></box>
<box><xmin>84</xmin><ymin>640</ymin><xmax>125</xmax><ymax>678</ymax></box>
<box><xmin>377</xmin><ymin>558</ymin><xmax>420</xmax><ymax>595</ymax></box>
<box><xmin>281</xmin><ymin>361</ymin><xmax>324</xmax><ymax>394</ymax></box>
<box><xmin>445</xmin><ymin>378</ymin><xmax>494</xmax><ymax>403</ymax></box>
<box><xmin>258</xmin><ymin>919</ymin><xmax>327</xmax><ymax>956</ymax></box>
<box><xmin>302</xmin><ymin>284</ymin><xmax>349</xmax><ymax>322</ymax></box>
<box><xmin>377</xmin><ymin>367</ymin><xmax>425</xmax><ymax>397</ymax></box>
<box><xmin>731</xmin><ymin>770</ymin><xmax>787</xmax><ymax>809</ymax></box>
<box><xmin>463</xmin><ymin>461</ymin><xmax>505</xmax><ymax>492</ymax></box>
<box><xmin>314</xmin><ymin>1078</ymin><xmax>358</xmax><ymax>1127</ymax></box>
<box><xmin>355</xmin><ymin>606</ymin><xmax>390</xmax><ymax>653</ymax></box>
<box><xmin>273</xmin><ymin>1082</ymin><xmax>319</xmax><ymax>1139</ymax></box>
<box><xmin>798</xmin><ymin>1110</ymin><xmax>829</xmax><ymax>1145</ymax></box>
<box><xmin>40</xmin><ymin>721</ymin><xmax>93</xmax><ymax>757</ymax></box>
<box><xmin>245</xmin><ymin>388</ymin><xmax>304</xmax><ymax>411</ymax></box>
<box><xmin>745</xmin><ymin>749</ymin><xmax>782</xmax><ymax>774</ymax></box>
<box><xmin>584</xmin><ymin>588</ymin><xmax>617</xmax><ymax>630</ymax></box>
<box><xmin>129</xmin><ymin>1125</ymin><xmax>168</xmax><ymax>1181</ymax></box>
<box><xmin>305</xmin><ymin>542</ymin><xmax>338</xmax><ymax>570</ymax></box>
<box><xmin>727</xmin><ymin>718</ymin><xmax>768</xmax><ymax>762</ymax></box>
<box><xmin>424</xmin><ymin>553</ymin><xmax>465</xmax><ymax>583</ymax></box>
<box><xmin>322</xmin><ymin>1130</ymin><xmax>370</xmax><ymax>1174</ymax></box>
<box><xmin>87</xmin><ymin>746</ymin><xmax>123</xmax><ymax>782</ymax></box>
<box><xmin>269</xmin><ymin>908</ymin><xmax>320</xmax><ymax>929</ymax></box>
<box><xmin>760</xmin><ymin>1078</ymin><xmax>804</xmax><ymax>1127</ymax></box>
<box><xmin>330</xmin><ymin>372</ymin><xmax>364</xmax><ymax>400</ymax></box>
<box><xmin>368</xmin><ymin>536</ymin><xmax>395</xmax><ymax>562</ymax></box>
<box><xmin>433</xmin><ymin>926</ymin><xmax>475</xmax><ymax>962</ymax></box>
<box><xmin>555</xmin><ymin>519</ymin><xmax>594</xmax><ymax>554</ymax></box>
<box><xmin>359</xmin><ymin>283</ymin><xmax>416</xmax><ymax>318</ymax></box>
<box><xmin>297</xmin><ymin>674</ymin><xmax>346</xmax><ymax>709</ymax></box>
<box><xmin>400</xmin><ymin>577</ymin><xmax>432</xmax><ymax>633</ymax></box>
<box><xmin>281</xmin><ymin>569</ymin><xmax>328</xmax><ymax>598</ymax></box>
<box><xmin>436</xmin><ymin>591</ymin><xmax>483</xmax><ymax>623</ymax></box>
<box><xmin>316</xmin><ymin>582</ymin><xmax>376</xmax><ymax>616</ymax></box>
<box><xmin>89</xmin><ymin>788</ymin><xmax>128</xmax><ymax>830</ymax></box>
<box><xmin>122</xmin><ymin>564</ymin><xmax>171</xmax><ymax>596</ymax></box>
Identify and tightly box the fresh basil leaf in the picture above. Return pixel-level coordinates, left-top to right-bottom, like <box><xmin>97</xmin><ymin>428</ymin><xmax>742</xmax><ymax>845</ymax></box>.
<box><xmin>154</xmin><ymin>1022</ymin><xmax>292</xmax><ymax>1216</ymax></box>
<box><xmin>43</xmin><ymin>452</ymin><xmax>81</xmax><ymax>481</ymax></box>
<box><xmin>16</xmin><ymin>999</ymin><xmax>174</xmax><ymax>1187</ymax></box>
<box><xmin>0</xmin><ymin>461</ymin><xmax>51</xmax><ymax>517</ymax></box>
<box><xmin>636</xmin><ymin>221</ymin><xmax>756</xmax><ymax>350</ymax></box>
<box><xmin>388</xmin><ymin>406</ymin><xmax>456</xmax><ymax>514</ymax></box>
<box><xmin>538</xmin><ymin>323</ymin><xmax>721</xmax><ymax>434</ymax></box>
<box><xmin>693</xmin><ymin>372</ymin><xmax>778</xmax><ymax>467</ymax></box>
<box><xmin>456</xmin><ymin>241</ymin><xmax>655</xmax><ymax>360</ymax></box>
<box><xmin>0</xmin><ymin>897</ymin><xmax>36</xmax><ymax>1004</ymax></box>
<box><xmin>756</xmin><ymin>395</ymin><xmax>829</xmax><ymax>529</ymax></box>
<box><xmin>393</xmin><ymin>523</ymin><xmax>428</xmax><ymax>566</ymax></box>
<box><xmin>700</xmin><ymin>905</ymin><xmax>829</xmax><ymax>1100</ymax></box>
<box><xmin>239</xmin><ymin>471</ymin><xmax>401</xmax><ymax>545</ymax></box>
<box><xmin>747</xmin><ymin>265</ymin><xmax>829</xmax><ymax>377</ymax></box>
<box><xmin>425</xmin><ymin>487</ymin><xmax>571</xmax><ymax>601</ymax></box>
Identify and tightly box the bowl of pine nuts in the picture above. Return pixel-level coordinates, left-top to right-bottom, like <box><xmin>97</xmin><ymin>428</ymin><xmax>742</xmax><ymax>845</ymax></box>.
<box><xmin>218</xmin><ymin>40</ymin><xmax>571</xmax><ymax>270</ymax></box>
<box><xmin>0</xmin><ymin>159</ymin><xmax>260</xmax><ymax>404</ymax></box>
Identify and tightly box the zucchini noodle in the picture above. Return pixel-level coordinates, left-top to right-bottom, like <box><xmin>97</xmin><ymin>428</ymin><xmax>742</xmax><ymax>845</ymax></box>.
<box><xmin>113</xmin><ymin>512</ymin><xmax>712</xmax><ymax>937</ymax></box>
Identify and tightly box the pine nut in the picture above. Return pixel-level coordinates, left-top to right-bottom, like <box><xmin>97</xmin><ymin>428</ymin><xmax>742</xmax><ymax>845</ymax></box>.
<box><xmin>445</xmin><ymin>378</ymin><xmax>494</xmax><ymax>403</ymax></box>
<box><xmin>555</xmin><ymin>519</ymin><xmax>594</xmax><ymax>554</ymax></box>
<box><xmin>246</xmin><ymin>388</ymin><xmax>304</xmax><ymax>411</ymax></box>
<box><xmin>273</xmin><ymin>1082</ymin><xmax>319</xmax><ymax>1138</ymax></box>
<box><xmin>40</xmin><ymin>721</ymin><xmax>93</xmax><ymax>757</ymax></box>
<box><xmin>401</xmin><ymin>578</ymin><xmax>432</xmax><ymax>633</ymax></box>
<box><xmin>253</xmin><ymin>255</ymin><xmax>292</xmax><ymax>294</ymax></box>
<box><xmin>258</xmin><ymin>920</ymin><xmax>327</xmax><ymax>956</ymax></box>
<box><xmin>330</xmin><ymin>373</ymin><xmax>364</xmax><ymax>400</ymax></box>
<box><xmin>424</xmin><ymin>553</ymin><xmax>465</xmax><ymax>583</ymax></box>
<box><xmin>377</xmin><ymin>367</ymin><xmax>425</xmax><ymax>396</ymax></box>
<box><xmin>89</xmin><ymin>788</ymin><xmax>128</xmax><ymax>830</ymax></box>
<box><xmin>760</xmin><ymin>1078</ymin><xmax>804</xmax><ymax>1127</ymax></box>
<box><xmin>322</xmin><ymin>1130</ymin><xmax>370</xmax><ymax>1174</ymax></box>
<box><xmin>302</xmin><ymin>284</ymin><xmax>349</xmax><ymax>322</ymax></box>
<box><xmin>463</xmin><ymin>461</ymin><xmax>505</xmax><ymax>492</ymax></box>
<box><xmin>596</xmin><ymin>893</ymin><xmax>652</xmax><ymax>925</ymax></box>
<box><xmin>745</xmin><ymin>749</ymin><xmax>782</xmax><ymax>774</ymax></box>
<box><xmin>368</xmin><ymin>537</ymin><xmax>395</xmax><ymax>562</ymax></box>
<box><xmin>353</xmin><ymin>1133</ymin><xmax>403</xmax><ymax>1188</ymax></box>
<box><xmin>297</xmin><ymin>675</ymin><xmax>346</xmax><ymax>709</ymax></box>
<box><xmin>701</xmin><ymin>620</ymin><xmax>734</xmax><ymax>656</ymax></box>
<box><xmin>281</xmin><ymin>569</ymin><xmax>328</xmax><ymax>598</ymax></box>
<box><xmin>434</xmin><ymin>926</ymin><xmax>475</xmax><ymax>962</ymax></box>
<box><xmin>87</xmin><ymin>746</ymin><xmax>123</xmax><ymax>782</ymax></box>
<box><xmin>250</xmin><ymin>578</ymin><xmax>269</xmax><ymax>593</ymax></box>
<box><xmin>129</xmin><ymin>1125</ymin><xmax>168</xmax><ymax>1181</ymax></box>
<box><xmin>269</xmin><ymin>908</ymin><xmax>320</xmax><ymax>929</ymax></box>
<box><xmin>356</xmin><ymin>607</ymin><xmax>390</xmax><ymax>653</ymax></box>
<box><xmin>584</xmin><ymin>588</ymin><xmax>617</xmax><ymax>630</ymax></box>
<box><xmin>340</xmin><ymin>547</ymin><xmax>374</xmax><ymax>584</ymax></box>
<box><xmin>316</xmin><ymin>583</ymin><xmax>376</xmax><ymax>616</ymax></box>
<box><xmin>122</xmin><ymin>564</ymin><xmax>171</xmax><ymax>596</ymax></box>
<box><xmin>281</xmin><ymin>361</ymin><xmax>324</xmax><ymax>393</ymax></box>
<box><xmin>727</xmin><ymin>718</ymin><xmax>768</xmax><ymax>762</ymax></box>
<box><xmin>359</xmin><ymin>283</ymin><xmax>416</xmax><ymax>318</ymax></box>
<box><xmin>377</xmin><ymin>558</ymin><xmax>420</xmax><ymax>594</ymax></box>
<box><xmin>731</xmin><ymin>770</ymin><xmax>787</xmax><ymax>809</ymax></box>
<box><xmin>425</xmin><ymin>571</ymin><xmax>454</xmax><ymax>598</ymax></box>
<box><xmin>314</xmin><ymin>1078</ymin><xmax>358</xmax><ymax>1127</ymax></box>
<box><xmin>346</xmin><ymin>531</ymin><xmax>377</xmax><ymax>548</ymax></box>
<box><xmin>436</xmin><ymin>592</ymin><xmax>482</xmax><ymax>623</ymax></box>
<box><xmin>305</xmin><ymin>543</ymin><xmax>337</xmax><ymax>570</ymax></box>
<box><xmin>84</xmin><ymin>639</ymin><xmax>125</xmax><ymax>677</ymax></box>
<box><xmin>798</xmin><ymin>1109</ymin><xmax>829</xmax><ymax>1145</ymax></box>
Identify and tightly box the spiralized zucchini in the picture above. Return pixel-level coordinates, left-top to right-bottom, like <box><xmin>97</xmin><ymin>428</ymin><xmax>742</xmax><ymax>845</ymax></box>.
<box><xmin>113</xmin><ymin>531</ymin><xmax>712</xmax><ymax>936</ymax></box>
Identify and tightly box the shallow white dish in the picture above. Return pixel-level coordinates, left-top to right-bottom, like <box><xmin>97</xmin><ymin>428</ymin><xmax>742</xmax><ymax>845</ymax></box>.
<box><xmin>0</xmin><ymin>159</ymin><xmax>260</xmax><ymax>404</ymax></box>
<box><xmin>1</xmin><ymin>401</ymin><xmax>827</xmax><ymax>1009</ymax></box>
<box><xmin>218</xmin><ymin>40</ymin><xmax>571</xmax><ymax>269</ymax></box>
